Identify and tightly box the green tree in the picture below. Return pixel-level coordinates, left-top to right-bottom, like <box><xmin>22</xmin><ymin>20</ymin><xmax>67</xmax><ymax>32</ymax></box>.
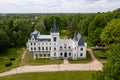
<box><xmin>68</xmin><ymin>18</ymin><xmax>78</xmax><ymax>38</ymax></box>
<box><xmin>34</xmin><ymin>16</ymin><xmax>46</xmax><ymax>34</ymax></box>
<box><xmin>12</xmin><ymin>19</ymin><xmax>33</xmax><ymax>46</ymax></box>
<box><xmin>88</xmin><ymin>14</ymin><xmax>107</xmax><ymax>46</ymax></box>
<box><xmin>100</xmin><ymin>19</ymin><xmax>120</xmax><ymax>47</ymax></box>
<box><xmin>0</xmin><ymin>29</ymin><xmax>9</xmax><ymax>52</ymax></box>
<box><xmin>93</xmin><ymin>44</ymin><xmax>120</xmax><ymax>80</ymax></box>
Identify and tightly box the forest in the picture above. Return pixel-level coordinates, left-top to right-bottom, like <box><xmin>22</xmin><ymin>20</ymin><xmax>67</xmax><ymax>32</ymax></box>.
<box><xmin>0</xmin><ymin>8</ymin><xmax>120</xmax><ymax>80</ymax></box>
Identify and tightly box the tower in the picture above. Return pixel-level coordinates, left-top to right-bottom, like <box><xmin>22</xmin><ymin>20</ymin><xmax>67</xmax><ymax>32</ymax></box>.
<box><xmin>72</xmin><ymin>32</ymin><xmax>78</xmax><ymax>60</ymax></box>
<box><xmin>50</xmin><ymin>19</ymin><xmax>60</xmax><ymax>59</ymax></box>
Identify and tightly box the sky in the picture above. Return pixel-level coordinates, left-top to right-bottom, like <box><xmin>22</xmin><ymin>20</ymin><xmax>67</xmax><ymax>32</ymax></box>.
<box><xmin>0</xmin><ymin>0</ymin><xmax>120</xmax><ymax>13</ymax></box>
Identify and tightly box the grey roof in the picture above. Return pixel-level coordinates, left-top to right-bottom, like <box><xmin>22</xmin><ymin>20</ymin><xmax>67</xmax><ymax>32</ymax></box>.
<box><xmin>78</xmin><ymin>37</ymin><xmax>85</xmax><ymax>46</ymax></box>
<box><xmin>73</xmin><ymin>32</ymin><xmax>85</xmax><ymax>46</ymax></box>
<box><xmin>77</xmin><ymin>33</ymin><xmax>81</xmax><ymax>40</ymax></box>
<box><xmin>73</xmin><ymin>32</ymin><xmax>78</xmax><ymax>41</ymax></box>
<box><xmin>30</xmin><ymin>30</ymin><xmax>39</xmax><ymax>39</ymax></box>
<box><xmin>51</xmin><ymin>19</ymin><xmax>59</xmax><ymax>33</ymax></box>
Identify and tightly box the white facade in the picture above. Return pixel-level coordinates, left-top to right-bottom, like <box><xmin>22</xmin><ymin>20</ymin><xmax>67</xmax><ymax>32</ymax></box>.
<box><xmin>27</xmin><ymin>20</ymin><xmax>87</xmax><ymax>60</ymax></box>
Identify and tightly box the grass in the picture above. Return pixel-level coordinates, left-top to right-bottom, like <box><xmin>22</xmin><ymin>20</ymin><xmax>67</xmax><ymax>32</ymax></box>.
<box><xmin>68</xmin><ymin>51</ymin><xmax>92</xmax><ymax>64</ymax></box>
<box><xmin>0</xmin><ymin>71</ymin><xmax>95</xmax><ymax>80</ymax></box>
<box><xmin>93</xmin><ymin>49</ymin><xmax>109</xmax><ymax>64</ymax></box>
<box><xmin>21</xmin><ymin>52</ymin><xmax>63</xmax><ymax>65</ymax></box>
<box><xmin>0</xmin><ymin>48</ymin><xmax>24</xmax><ymax>73</ymax></box>
<box><xmin>60</xmin><ymin>30</ymin><xmax>68</xmax><ymax>39</ymax></box>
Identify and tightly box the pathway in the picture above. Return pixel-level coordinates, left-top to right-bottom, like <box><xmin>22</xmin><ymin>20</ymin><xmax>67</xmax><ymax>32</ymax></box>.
<box><xmin>21</xmin><ymin>50</ymin><xmax>27</xmax><ymax>60</ymax></box>
<box><xmin>0</xmin><ymin>48</ymin><xmax>103</xmax><ymax>77</ymax></box>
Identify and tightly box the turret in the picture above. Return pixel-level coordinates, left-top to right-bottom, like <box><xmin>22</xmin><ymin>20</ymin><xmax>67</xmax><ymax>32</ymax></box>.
<box><xmin>50</xmin><ymin>19</ymin><xmax>60</xmax><ymax>59</ymax></box>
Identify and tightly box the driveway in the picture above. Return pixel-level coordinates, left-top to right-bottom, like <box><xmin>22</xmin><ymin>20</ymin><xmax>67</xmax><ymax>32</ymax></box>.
<box><xmin>0</xmin><ymin>48</ymin><xmax>103</xmax><ymax>77</ymax></box>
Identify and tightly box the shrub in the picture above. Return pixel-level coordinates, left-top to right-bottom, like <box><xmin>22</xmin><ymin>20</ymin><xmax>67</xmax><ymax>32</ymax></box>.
<box><xmin>10</xmin><ymin>57</ymin><xmax>16</xmax><ymax>61</ymax></box>
<box><xmin>5</xmin><ymin>61</ymin><xmax>12</xmax><ymax>67</ymax></box>
<box><xmin>99</xmin><ymin>56</ymin><xmax>107</xmax><ymax>59</ymax></box>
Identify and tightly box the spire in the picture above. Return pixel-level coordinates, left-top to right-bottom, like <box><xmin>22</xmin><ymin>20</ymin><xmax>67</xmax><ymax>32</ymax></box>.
<box><xmin>51</xmin><ymin>19</ymin><xmax>59</xmax><ymax>33</ymax></box>
<box><xmin>54</xmin><ymin>19</ymin><xmax>56</xmax><ymax>29</ymax></box>
<box><xmin>73</xmin><ymin>32</ymin><xmax>78</xmax><ymax>41</ymax></box>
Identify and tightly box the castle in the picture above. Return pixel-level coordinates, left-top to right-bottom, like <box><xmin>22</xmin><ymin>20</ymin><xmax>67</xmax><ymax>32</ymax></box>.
<box><xmin>27</xmin><ymin>20</ymin><xmax>87</xmax><ymax>60</ymax></box>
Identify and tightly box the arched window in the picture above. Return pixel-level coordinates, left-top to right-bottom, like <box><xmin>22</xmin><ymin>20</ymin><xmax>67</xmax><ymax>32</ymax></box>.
<box><xmin>64</xmin><ymin>46</ymin><xmax>66</xmax><ymax>49</ymax></box>
<box><xmin>60</xmin><ymin>53</ymin><xmax>62</xmax><ymax>56</ymax></box>
<box><xmin>53</xmin><ymin>37</ymin><xmax>57</xmax><ymax>42</ymax></box>
<box><xmin>54</xmin><ymin>48</ymin><xmax>56</xmax><ymax>50</ymax></box>
<box><xmin>42</xmin><ymin>47</ymin><xmax>44</xmax><ymax>50</ymax></box>
<box><xmin>80</xmin><ymin>53</ymin><xmax>83</xmax><ymax>56</ymax></box>
<box><xmin>69</xmin><ymin>53</ymin><xmax>71</xmax><ymax>56</ymax></box>
<box><xmin>34</xmin><ymin>47</ymin><xmax>36</xmax><ymax>50</ymax></box>
<box><xmin>46</xmin><ymin>47</ymin><xmax>48</xmax><ymax>50</ymax></box>
<box><xmin>39</xmin><ymin>47</ymin><xmax>40</xmax><ymax>50</ymax></box>
<box><xmin>60</xmin><ymin>46</ymin><xmax>62</xmax><ymax>49</ymax></box>
<box><xmin>81</xmin><ymin>48</ymin><xmax>83</xmax><ymax>51</ymax></box>
<box><xmin>68</xmin><ymin>46</ymin><xmax>71</xmax><ymax>49</ymax></box>
<box><xmin>31</xmin><ymin>47</ymin><xmax>33</xmax><ymax>50</ymax></box>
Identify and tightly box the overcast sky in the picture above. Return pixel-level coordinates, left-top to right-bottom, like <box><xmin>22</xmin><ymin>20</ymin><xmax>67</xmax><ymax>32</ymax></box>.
<box><xmin>0</xmin><ymin>0</ymin><xmax>120</xmax><ymax>13</ymax></box>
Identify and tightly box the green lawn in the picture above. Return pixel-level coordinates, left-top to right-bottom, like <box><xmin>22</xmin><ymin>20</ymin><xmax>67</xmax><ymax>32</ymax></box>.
<box><xmin>69</xmin><ymin>51</ymin><xmax>92</xmax><ymax>64</ymax></box>
<box><xmin>0</xmin><ymin>71</ymin><xmax>95</xmax><ymax>80</ymax></box>
<box><xmin>22</xmin><ymin>53</ymin><xmax>63</xmax><ymax>65</ymax></box>
<box><xmin>60</xmin><ymin>30</ymin><xmax>68</xmax><ymax>39</ymax></box>
<box><xmin>93</xmin><ymin>49</ymin><xmax>109</xmax><ymax>64</ymax></box>
<box><xmin>0</xmin><ymin>48</ymin><xmax>24</xmax><ymax>73</ymax></box>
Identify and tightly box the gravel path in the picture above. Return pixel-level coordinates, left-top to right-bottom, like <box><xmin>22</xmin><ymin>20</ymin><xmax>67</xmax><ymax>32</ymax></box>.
<box><xmin>0</xmin><ymin>48</ymin><xmax>103</xmax><ymax>77</ymax></box>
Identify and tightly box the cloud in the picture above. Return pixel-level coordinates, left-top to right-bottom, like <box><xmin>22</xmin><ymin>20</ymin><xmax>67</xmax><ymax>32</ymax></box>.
<box><xmin>0</xmin><ymin>0</ymin><xmax>120</xmax><ymax>13</ymax></box>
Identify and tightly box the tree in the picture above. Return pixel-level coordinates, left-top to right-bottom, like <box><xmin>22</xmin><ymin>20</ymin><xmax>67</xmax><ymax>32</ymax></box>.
<box><xmin>88</xmin><ymin>14</ymin><xmax>107</xmax><ymax>46</ymax></box>
<box><xmin>93</xmin><ymin>44</ymin><xmax>120</xmax><ymax>80</ymax></box>
<box><xmin>67</xmin><ymin>18</ymin><xmax>78</xmax><ymax>38</ymax></box>
<box><xmin>12</xmin><ymin>19</ymin><xmax>33</xmax><ymax>46</ymax></box>
<box><xmin>34</xmin><ymin>16</ymin><xmax>46</xmax><ymax>34</ymax></box>
<box><xmin>100</xmin><ymin>19</ymin><xmax>120</xmax><ymax>47</ymax></box>
<box><xmin>0</xmin><ymin>29</ymin><xmax>9</xmax><ymax>52</ymax></box>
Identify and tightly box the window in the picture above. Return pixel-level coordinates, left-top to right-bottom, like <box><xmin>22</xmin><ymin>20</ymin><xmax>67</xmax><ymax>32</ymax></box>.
<box><xmin>39</xmin><ymin>47</ymin><xmax>40</xmax><ymax>50</ymax></box>
<box><xmin>46</xmin><ymin>43</ymin><xmax>48</xmax><ymax>45</ymax></box>
<box><xmin>42</xmin><ymin>43</ymin><xmax>44</xmax><ymax>45</ymax></box>
<box><xmin>31</xmin><ymin>47</ymin><xmax>33</xmax><ymax>50</ymax></box>
<box><xmin>53</xmin><ymin>37</ymin><xmax>57</xmax><ymax>42</ymax></box>
<box><xmin>34</xmin><ymin>47</ymin><xmax>36</xmax><ymax>50</ymax></box>
<box><xmin>68</xmin><ymin>46</ymin><xmax>70</xmax><ymax>48</ymax></box>
<box><xmin>46</xmin><ymin>47</ymin><xmax>48</xmax><ymax>50</ymax></box>
<box><xmin>69</xmin><ymin>53</ymin><xmax>71</xmax><ymax>56</ymax></box>
<box><xmin>60</xmin><ymin>53</ymin><xmax>62</xmax><ymax>56</ymax></box>
<box><xmin>80</xmin><ymin>53</ymin><xmax>83</xmax><ymax>56</ymax></box>
<box><xmin>81</xmin><ymin>48</ymin><xmax>83</xmax><ymax>51</ymax></box>
<box><xmin>54</xmin><ymin>53</ymin><xmax>56</xmax><ymax>56</ymax></box>
<box><xmin>64</xmin><ymin>46</ymin><xmax>66</xmax><ymax>49</ymax></box>
<box><xmin>34</xmin><ymin>43</ymin><xmax>36</xmax><ymax>45</ymax></box>
<box><xmin>42</xmin><ymin>47</ymin><xmax>44</xmax><ymax>50</ymax></box>
<box><xmin>31</xmin><ymin>43</ymin><xmax>32</xmax><ymax>45</ymax></box>
<box><xmin>49</xmin><ymin>47</ymin><xmax>51</xmax><ymax>50</ymax></box>
<box><xmin>54</xmin><ymin>48</ymin><xmax>56</xmax><ymax>50</ymax></box>
<box><xmin>60</xmin><ymin>46</ymin><xmax>62</xmax><ymax>49</ymax></box>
